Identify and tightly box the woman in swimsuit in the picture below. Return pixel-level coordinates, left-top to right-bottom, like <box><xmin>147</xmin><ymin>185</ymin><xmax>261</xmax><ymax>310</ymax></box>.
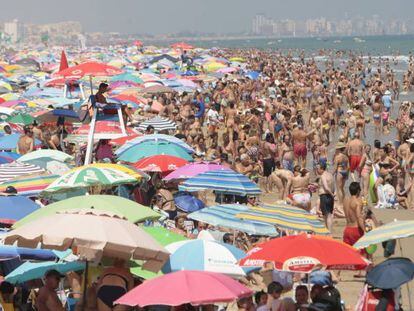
<box><xmin>333</xmin><ymin>144</ymin><xmax>349</xmax><ymax>208</ymax></box>
<box><xmin>96</xmin><ymin>259</ymin><xmax>134</xmax><ymax>311</ymax></box>
<box><xmin>359</xmin><ymin>144</ymin><xmax>373</xmax><ymax>199</ymax></box>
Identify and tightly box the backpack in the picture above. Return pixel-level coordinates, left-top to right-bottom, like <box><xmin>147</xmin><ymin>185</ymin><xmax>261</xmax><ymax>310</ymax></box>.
<box><xmin>315</xmin><ymin>286</ymin><xmax>342</xmax><ymax>311</ymax></box>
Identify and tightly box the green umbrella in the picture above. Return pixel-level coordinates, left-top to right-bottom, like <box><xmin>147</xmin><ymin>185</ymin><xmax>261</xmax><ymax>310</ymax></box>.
<box><xmin>118</xmin><ymin>141</ymin><xmax>193</xmax><ymax>163</ymax></box>
<box><xmin>6</xmin><ymin>114</ymin><xmax>35</xmax><ymax>125</ymax></box>
<box><xmin>13</xmin><ymin>195</ymin><xmax>161</xmax><ymax>228</ymax></box>
<box><xmin>130</xmin><ymin>260</ymin><xmax>163</xmax><ymax>280</ymax></box>
<box><xmin>110</xmin><ymin>73</ymin><xmax>143</xmax><ymax>84</ymax></box>
<box><xmin>142</xmin><ymin>226</ymin><xmax>187</xmax><ymax>246</ymax></box>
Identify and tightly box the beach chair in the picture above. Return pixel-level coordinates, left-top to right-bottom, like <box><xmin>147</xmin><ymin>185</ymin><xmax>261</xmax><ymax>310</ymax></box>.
<box><xmin>84</xmin><ymin>95</ymin><xmax>126</xmax><ymax>165</ymax></box>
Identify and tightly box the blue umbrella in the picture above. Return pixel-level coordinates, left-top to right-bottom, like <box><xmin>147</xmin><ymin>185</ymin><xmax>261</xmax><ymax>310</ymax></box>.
<box><xmin>174</xmin><ymin>193</ymin><xmax>205</xmax><ymax>213</ymax></box>
<box><xmin>0</xmin><ymin>152</ymin><xmax>20</xmax><ymax>160</ymax></box>
<box><xmin>0</xmin><ymin>245</ymin><xmax>57</xmax><ymax>261</ymax></box>
<box><xmin>245</xmin><ymin>71</ymin><xmax>260</xmax><ymax>80</ymax></box>
<box><xmin>0</xmin><ymin>134</ymin><xmax>41</xmax><ymax>150</ymax></box>
<box><xmin>0</xmin><ymin>196</ymin><xmax>40</xmax><ymax>225</ymax></box>
<box><xmin>367</xmin><ymin>257</ymin><xmax>414</xmax><ymax>289</ymax></box>
<box><xmin>179</xmin><ymin>169</ymin><xmax>261</xmax><ymax>196</ymax></box>
<box><xmin>6</xmin><ymin>260</ymin><xmax>85</xmax><ymax>284</ymax></box>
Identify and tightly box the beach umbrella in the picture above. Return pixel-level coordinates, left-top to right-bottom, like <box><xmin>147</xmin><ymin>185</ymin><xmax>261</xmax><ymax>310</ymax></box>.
<box><xmin>0</xmin><ymin>174</ymin><xmax>59</xmax><ymax>197</ymax></box>
<box><xmin>245</xmin><ymin>71</ymin><xmax>260</xmax><ymax>80</ymax></box>
<box><xmin>14</xmin><ymin>194</ymin><xmax>160</xmax><ymax>228</ymax></box>
<box><xmin>57</xmin><ymin>61</ymin><xmax>123</xmax><ymax>79</ymax></box>
<box><xmin>188</xmin><ymin>204</ymin><xmax>278</xmax><ymax>236</ymax></box>
<box><xmin>21</xmin><ymin>158</ymin><xmax>72</xmax><ymax>175</ymax></box>
<box><xmin>110</xmin><ymin>133</ymin><xmax>140</xmax><ymax>146</ymax></box>
<box><xmin>4</xmin><ymin>209</ymin><xmax>170</xmax><ymax>270</ymax></box>
<box><xmin>36</xmin><ymin>109</ymin><xmax>80</xmax><ymax>124</ymax></box>
<box><xmin>0</xmin><ymin>154</ymin><xmax>15</xmax><ymax>164</ymax></box>
<box><xmin>0</xmin><ymin>151</ymin><xmax>20</xmax><ymax>160</ymax></box>
<box><xmin>18</xmin><ymin>149</ymin><xmax>73</xmax><ymax>163</ymax></box>
<box><xmin>71</xmin><ymin>120</ymin><xmax>137</xmax><ymax>140</ymax></box>
<box><xmin>354</xmin><ymin>220</ymin><xmax>414</xmax><ymax>249</ymax></box>
<box><xmin>366</xmin><ymin>257</ymin><xmax>414</xmax><ymax>289</ymax></box>
<box><xmin>0</xmin><ymin>162</ymin><xmax>44</xmax><ymax>183</ymax></box>
<box><xmin>164</xmin><ymin>162</ymin><xmax>231</xmax><ymax>181</ymax></box>
<box><xmin>179</xmin><ymin>169</ymin><xmax>261</xmax><ymax>196</ymax></box>
<box><xmin>0</xmin><ymin>245</ymin><xmax>58</xmax><ymax>261</ymax></box>
<box><xmin>117</xmin><ymin>141</ymin><xmax>193</xmax><ymax>163</ymax></box>
<box><xmin>171</xmin><ymin>42</ymin><xmax>194</xmax><ymax>50</ymax></box>
<box><xmin>235</xmin><ymin>203</ymin><xmax>329</xmax><ymax>235</ymax></box>
<box><xmin>141</xmin><ymin>85</ymin><xmax>174</xmax><ymax>94</ymax></box>
<box><xmin>174</xmin><ymin>193</ymin><xmax>205</xmax><ymax>213</ymax></box>
<box><xmin>136</xmin><ymin>116</ymin><xmax>176</xmax><ymax>132</ymax></box>
<box><xmin>0</xmin><ymin>134</ymin><xmax>41</xmax><ymax>150</ymax></box>
<box><xmin>115</xmin><ymin>270</ymin><xmax>252</xmax><ymax>307</ymax></box>
<box><xmin>163</xmin><ymin>240</ymin><xmax>245</xmax><ymax>277</ymax></box>
<box><xmin>59</xmin><ymin>50</ymin><xmax>69</xmax><ymax>72</ymax></box>
<box><xmin>132</xmin><ymin>155</ymin><xmax>188</xmax><ymax>174</ymax></box>
<box><xmin>41</xmin><ymin>164</ymin><xmax>140</xmax><ymax>194</ymax></box>
<box><xmin>116</xmin><ymin>133</ymin><xmax>193</xmax><ymax>155</ymax></box>
<box><xmin>142</xmin><ymin>226</ymin><xmax>187</xmax><ymax>246</ymax></box>
<box><xmin>0</xmin><ymin>195</ymin><xmax>40</xmax><ymax>225</ymax></box>
<box><xmin>5</xmin><ymin>114</ymin><xmax>35</xmax><ymax>125</ymax></box>
<box><xmin>240</xmin><ymin>234</ymin><xmax>368</xmax><ymax>272</ymax></box>
<box><xmin>6</xmin><ymin>260</ymin><xmax>85</xmax><ymax>285</ymax></box>
<box><xmin>110</xmin><ymin>73</ymin><xmax>143</xmax><ymax>84</ymax></box>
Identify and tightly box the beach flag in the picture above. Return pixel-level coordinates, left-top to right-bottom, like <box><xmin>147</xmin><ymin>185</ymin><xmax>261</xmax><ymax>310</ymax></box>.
<box><xmin>59</xmin><ymin>50</ymin><xmax>69</xmax><ymax>72</ymax></box>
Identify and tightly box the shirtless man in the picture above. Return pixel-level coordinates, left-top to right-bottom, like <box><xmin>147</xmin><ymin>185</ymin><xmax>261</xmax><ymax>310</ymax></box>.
<box><xmin>269</xmin><ymin>161</ymin><xmax>293</xmax><ymax>199</ymax></box>
<box><xmin>16</xmin><ymin>126</ymin><xmax>34</xmax><ymax>155</ymax></box>
<box><xmin>346</xmin><ymin>132</ymin><xmax>364</xmax><ymax>181</ymax></box>
<box><xmin>36</xmin><ymin>270</ymin><xmax>66</xmax><ymax>311</ymax></box>
<box><xmin>280</xmin><ymin>135</ymin><xmax>294</xmax><ymax>172</ymax></box>
<box><xmin>317</xmin><ymin>163</ymin><xmax>335</xmax><ymax>233</ymax></box>
<box><xmin>343</xmin><ymin>182</ymin><xmax>366</xmax><ymax>250</ymax></box>
<box><xmin>286</xmin><ymin>166</ymin><xmax>311</xmax><ymax>211</ymax></box>
<box><xmin>291</xmin><ymin>124</ymin><xmax>314</xmax><ymax>168</ymax></box>
<box><xmin>346</xmin><ymin>109</ymin><xmax>357</xmax><ymax>139</ymax></box>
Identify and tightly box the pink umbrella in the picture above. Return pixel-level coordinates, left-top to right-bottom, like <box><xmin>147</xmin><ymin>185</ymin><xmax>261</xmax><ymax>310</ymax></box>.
<box><xmin>216</xmin><ymin>67</ymin><xmax>237</xmax><ymax>74</ymax></box>
<box><xmin>115</xmin><ymin>270</ymin><xmax>252</xmax><ymax>307</ymax></box>
<box><xmin>163</xmin><ymin>162</ymin><xmax>231</xmax><ymax>181</ymax></box>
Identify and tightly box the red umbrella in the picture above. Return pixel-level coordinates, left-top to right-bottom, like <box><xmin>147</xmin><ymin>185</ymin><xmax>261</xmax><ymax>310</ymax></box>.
<box><xmin>115</xmin><ymin>270</ymin><xmax>252</xmax><ymax>307</ymax></box>
<box><xmin>132</xmin><ymin>155</ymin><xmax>188</xmax><ymax>174</ymax></box>
<box><xmin>59</xmin><ymin>50</ymin><xmax>69</xmax><ymax>72</ymax></box>
<box><xmin>134</xmin><ymin>40</ymin><xmax>143</xmax><ymax>47</ymax></box>
<box><xmin>240</xmin><ymin>234</ymin><xmax>369</xmax><ymax>272</ymax></box>
<box><xmin>57</xmin><ymin>61</ymin><xmax>123</xmax><ymax>78</ymax></box>
<box><xmin>171</xmin><ymin>42</ymin><xmax>194</xmax><ymax>50</ymax></box>
<box><xmin>110</xmin><ymin>134</ymin><xmax>140</xmax><ymax>146</ymax></box>
<box><xmin>74</xmin><ymin>121</ymin><xmax>136</xmax><ymax>136</ymax></box>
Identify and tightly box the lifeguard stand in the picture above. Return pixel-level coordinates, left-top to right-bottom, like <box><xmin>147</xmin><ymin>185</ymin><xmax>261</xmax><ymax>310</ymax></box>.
<box><xmin>84</xmin><ymin>95</ymin><xmax>127</xmax><ymax>165</ymax></box>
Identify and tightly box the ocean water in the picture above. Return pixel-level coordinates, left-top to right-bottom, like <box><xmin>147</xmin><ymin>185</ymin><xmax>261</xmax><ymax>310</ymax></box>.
<box><xmin>182</xmin><ymin>35</ymin><xmax>414</xmax><ymax>56</ymax></box>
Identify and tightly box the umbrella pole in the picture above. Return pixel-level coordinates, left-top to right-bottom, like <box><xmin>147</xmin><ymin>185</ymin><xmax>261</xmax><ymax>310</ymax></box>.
<box><xmin>81</xmin><ymin>260</ymin><xmax>89</xmax><ymax>311</ymax></box>
<box><xmin>89</xmin><ymin>76</ymin><xmax>93</xmax><ymax>95</ymax></box>
<box><xmin>398</xmin><ymin>240</ymin><xmax>412</xmax><ymax>311</ymax></box>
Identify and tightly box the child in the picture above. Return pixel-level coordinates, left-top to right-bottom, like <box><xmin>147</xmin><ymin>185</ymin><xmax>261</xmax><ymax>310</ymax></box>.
<box><xmin>255</xmin><ymin>291</ymin><xmax>269</xmax><ymax>311</ymax></box>
<box><xmin>267</xmin><ymin>282</ymin><xmax>284</xmax><ymax>311</ymax></box>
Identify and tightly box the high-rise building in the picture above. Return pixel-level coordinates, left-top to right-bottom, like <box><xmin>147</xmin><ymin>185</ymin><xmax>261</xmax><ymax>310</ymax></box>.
<box><xmin>4</xmin><ymin>19</ymin><xmax>24</xmax><ymax>43</ymax></box>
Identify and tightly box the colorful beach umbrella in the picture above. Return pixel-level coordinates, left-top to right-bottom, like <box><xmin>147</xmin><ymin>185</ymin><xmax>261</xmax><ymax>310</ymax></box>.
<box><xmin>115</xmin><ymin>270</ymin><xmax>252</xmax><ymax>307</ymax></box>
<box><xmin>117</xmin><ymin>141</ymin><xmax>193</xmax><ymax>163</ymax></box>
<box><xmin>0</xmin><ymin>195</ymin><xmax>40</xmax><ymax>225</ymax></box>
<box><xmin>163</xmin><ymin>239</ymin><xmax>246</xmax><ymax>278</ymax></box>
<box><xmin>240</xmin><ymin>234</ymin><xmax>369</xmax><ymax>272</ymax></box>
<box><xmin>57</xmin><ymin>61</ymin><xmax>123</xmax><ymax>78</ymax></box>
<box><xmin>132</xmin><ymin>155</ymin><xmax>188</xmax><ymax>174</ymax></box>
<box><xmin>14</xmin><ymin>195</ymin><xmax>160</xmax><ymax>228</ymax></box>
<box><xmin>0</xmin><ymin>174</ymin><xmax>58</xmax><ymax>197</ymax></box>
<box><xmin>164</xmin><ymin>162</ymin><xmax>230</xmax><ymax>181</ymax></box>
<box><xmin>5</xmin><ymin>114</ymin><xmax>35</xmax><ymax>125</ymax></box>
<box><xmin>18</xmin><ymin>149</ymin><xmax>73</xmax><ymax>163</ymax></box>
<box><xmin>0</xmin><ymin>134</ymin><xmax>41</xmax><ymax>150</ymax></box>
<box><xmin>179</xmin><ymin>169</ymin><xmax>261</xmax><ymax>196</ymax></box>
<box><xmin>188</xmin><ymin>204</ymin><xmax>278</xmax><ymax>236</ymax></box>
<box><xmin>136</xmin><ymin>116</ymin><xmax>176</xmax><ymax>132</ymax></box>
<box><xmin>353</xmin><ymin>220</ymin><xmax>414</xmax><ymax>249</ymax></box>
<box><xmin>42</xmin><ymin>164</ymin><xmax>139</xmax><ymax>194</ymax></box>
<box><xmin>0</xmin><ymin>162</ymin><xmax>44</xmax><ymax>183</ymax></box>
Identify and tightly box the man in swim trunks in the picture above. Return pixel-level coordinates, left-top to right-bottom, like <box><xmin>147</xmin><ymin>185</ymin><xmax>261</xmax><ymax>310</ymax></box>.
<box><xmin>343</xmin><ymin>182</ymin><xmax>366</xmax><ymax>253</ymax></box>
<box><xmin>346</xmin><ymin>132</ymin><xmax>364</xmax><ymax>181</ymax></box>
<box><xmin>292</xmin><ymin>124</ymin><xmax>314</xmax><ymax>168</ymax></box>
<box><xmin>317</xmin><ymin>163</ymin><xmax>335</xmax><ymax>233</ymax></box>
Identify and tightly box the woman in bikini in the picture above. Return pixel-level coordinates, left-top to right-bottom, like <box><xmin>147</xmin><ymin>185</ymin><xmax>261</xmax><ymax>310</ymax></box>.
<box><xmin>359</xmin><ymin>144</ymin><xmax>373</xmax><ymax>199</ymax></box>
<box><xmin>333</xmin><ymin>143</ymin><xmax>349</xmax><ymax>208</ymax></box>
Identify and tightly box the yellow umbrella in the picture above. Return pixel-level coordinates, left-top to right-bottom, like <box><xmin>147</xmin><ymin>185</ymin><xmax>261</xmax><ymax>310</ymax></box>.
<box><xmin>229</xmin><ymin>57</ymin><xmax>246</xmax><ymax>63</ymax></box>
<box><xmin>86</xmin><ymin>163</ymin><xmax>148</xmax><ymax>181</ymax></box>
<box><xmin>204</xmin><ymin>62</ymin><xmax>226</xmax><ymax>72</ymax></box>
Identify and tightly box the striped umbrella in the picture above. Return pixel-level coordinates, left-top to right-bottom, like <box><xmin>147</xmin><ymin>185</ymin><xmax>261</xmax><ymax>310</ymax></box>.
<box><xmin>42</xmin><ymin>164</ymin><xmax>140</xmax><ymax>194</ymax></box>
<box><xmin>236</xmin><ymin>203</ymin><xmax>329</xmax><ymax>235</ymax></box>
<box><xmin>137</xmin><ymin>116</ymin><xmax>176</xmax><ymax>132</ymax></box>
<box><xmin>188</xmin><ymin>204</ymin><xmax>277</xmax><ymax>236</ymax></box>
<box><xmin>0</xmin><ymin>162</ymin><xmax>45</xmax><ymax>184</ymax></box>
<box><xmin>178</xmin><ymin>169</ymin><xmax>261</xmax><ymax>196</ymax></box>
<box><xmin>354</xmin><ymin>220</ymin><xmax>414</xmax><ymax>249</ymax></box>
<box><xmin>0</xmin><ymin>174</ymin><xmax>58</xmax><ymax>197</ymax></box>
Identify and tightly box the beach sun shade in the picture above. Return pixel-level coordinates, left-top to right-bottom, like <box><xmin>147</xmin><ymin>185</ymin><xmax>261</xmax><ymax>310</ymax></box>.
<box><xmin>142</xmin><ymin>226</ymin><xmax>187</xmax><ymax>247</ymax></box>
<box><xmin>0</xmin><ymin>245</ymin><xmax>57</xmax><ymax>262</ymax></box>
<box><xmin>117</xmin><ymin>141</ymin><xmax>193</xmax><ymax>163</ymax></box>
<box><xmin>188</xmin><ymin>204</ymin><xmax>277</xmax><ymax>236</ymax></box>
<box><xmin>178</xmin><ymin>169</ymin><xmax>261</xmax><ymax>196</ymax></box>
<box><xmin>163</xmin><ymin>239</ymin><xmax>246</xmax><ymax>278</ymax></box>
<box><xmin>18</xmin><ymin>149</ymin><xmax>73</xmax><ymax>163</ymax></box>
<box><xmin>136</xmin><ymin>116</ymin><xmax>177</xmax><ymax>132</ymax></box>
<box><xmin>0</xmin><ymin>134</ymin><xmax>41</xmax><ymax>151</ymax></box>
<box><xmin>353</xmin><ymin>220</ymin><xmax>414</xmax><ymax>249</ymax></box>
<box><xmin>366</xmin><ymin>257</ymin><xmax>414</xmax><ymax>290</ymax></box>
<box><xmin>115</xmin><ymin>270</ymin><xmax>252</xmax><ymax>307</ymax></box>
<box><xmin>116</xmin><ymin>133</ymin><xmax>194</xmax><ymax>155</ymax></box>
<box><xmin>0</xmin><ymin>162</ymin><xmax>45</xmax><ymax>183</ymax></box>
<box><xmin>239</xmin><ymin>233</ymin><xmax>368</xmax><ymax>272</ymax></box>
<box><xmin>4</xmin><ymin>209</ymin><xmax>170</xmax><ymax>271</ymax></box>
<box><xmin>41</xmin><ymin>164</ymin><xmax>140</xmax><ymax>194</ymax></box>
<box><xmin>164</xmin><ymin>162</ymin><xmax>231</xmax><ymax>181</ymax></box>
<box><xmin>13</xmin><ymin>194</ymin><xmax>160</xmax><ymax>228</ymax></box>
<box><xmin>174</xmin><ymin>193</ymin><xmax>205</xmax><ymax>213</ymax></box>
<box><xmin>0</xmin><ymin>174</ymin><xmax>59</xmax><ymax>197</ymax></box>
<box><xmin>57</xmin><ymin>61</ymin><xmax>123</xmax><ymax>78</ymax></box>
<box><xmin>235</xmin><ymin>203</ymin><xmax>329</xmax><ymax>235</ymax></box>
<box><xmin>132</xmin><ymin>155</ymin><xmax>188</xmax><ymax>174</ymax></box>
<box><xmin>0</xmin><ymin>195</ymin><xmax>40</xmax><ymax>225</ymax></box>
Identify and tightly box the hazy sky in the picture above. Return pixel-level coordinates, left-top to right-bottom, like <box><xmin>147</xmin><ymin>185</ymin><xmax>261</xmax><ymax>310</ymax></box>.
<box><xmin>2</xmin><ymin>0</ymin><xmax>413</xmax><ymax>34</ymax></box>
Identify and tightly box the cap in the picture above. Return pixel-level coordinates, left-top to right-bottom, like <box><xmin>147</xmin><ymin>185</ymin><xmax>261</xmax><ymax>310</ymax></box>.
<box><xmin>45</xmin><ymin>269</ymin><xmax>64</xmax><ymax>279</ymax></box>
<box><xmin>4</xmin><ymin>186</ymin><xmax>17</xmax><ymax>194</ymax></box>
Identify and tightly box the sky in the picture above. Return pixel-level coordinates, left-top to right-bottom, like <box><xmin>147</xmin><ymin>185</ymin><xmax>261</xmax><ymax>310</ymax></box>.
<box><xmin>1</xmin><ymin>0</ymin><xmax>413</xmax><ymax>34</ymax></box>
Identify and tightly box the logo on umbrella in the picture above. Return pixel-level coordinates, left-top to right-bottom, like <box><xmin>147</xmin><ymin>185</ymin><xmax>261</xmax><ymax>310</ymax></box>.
<box><xmin>282</xmin><ymin>256</ymin><xmax>321</xmax><ymax>272</ymax></box>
